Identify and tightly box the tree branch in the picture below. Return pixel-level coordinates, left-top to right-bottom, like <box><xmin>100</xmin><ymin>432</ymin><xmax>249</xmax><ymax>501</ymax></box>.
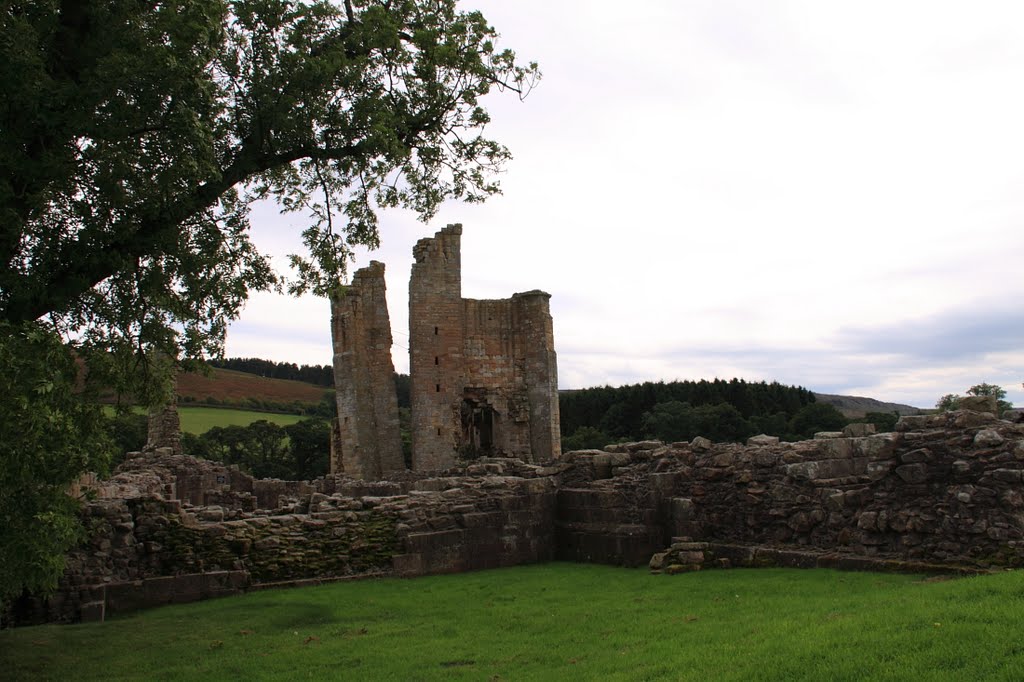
<box><xmin>2</xmin><ymin>140</ymin><xmax>363</xmax><ymax>324</ymax></box>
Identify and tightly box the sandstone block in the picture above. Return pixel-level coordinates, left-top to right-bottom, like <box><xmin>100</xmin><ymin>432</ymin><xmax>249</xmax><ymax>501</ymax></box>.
<box><xmin>991</xmin><ymin>468</ymin><xmax>1022</xmax><ymax>483</ymax></box>
<box><xmin>974</xmin><ymin>429</ymin><xmax>1005</xmax><ymax>448</ymax></box>
<box><xmin>674</xmin><ymin>551</ymin><xmax>705</xmax><ymax>564</ymax></box>
<box><xmin>855</xmin><ymin>433</ymin><xmax>898</xmax><ymax>460</ymax></box>
<box><xmin>950</xmin><ymin>456</ymin><xmax>974</xmax><ymax>473</ymax></box>
<box><xmin>690</xmin><ymin>436</ymin><xmax>712</xmax><ymax>451</ymax></box>
<box><xmin>900</xmin><ymin>448</ymin><xmax>932</xmax><ymax>464</ymax></box>
<box><xmin>895</xmin><ymin>463</ymin><xmax>929</xmax><ymax>484</ymax></box>
<box><xmin>747</xmin><ymin>434</ymin><xmax>780</xmax><ymax>446</ymax></box>
<box><xmin>955</xmin><ymin>410</ymin><xmax>998</xmax><ymax>428</ymax></box>
<box><xmin>895</xmin><ymin>415</ymin><xmax>934</xmax><ymax>431</ymax></box>
<box><xmin>843</xmin><ymin>423</ymin><xmax>877</xmax><ymax>437</ymax></box>
<box><xmin>857</xmin><ymin>512</ymin><xmax>878</xmax><ymax>531</ymax></box>
<box><xmin>866</xmin><ymin>461</ymin><xmax>894</xmax><ymax>481</ymax></box>
<box><xmin>814</xmin><ymin>432</ymin><xmax>844</xmax><ymax>440</ymax></box>
<box><xmin>960</xmin><ymin>396</ymin><xmax>999</xmax><ymax>416</ymax></box>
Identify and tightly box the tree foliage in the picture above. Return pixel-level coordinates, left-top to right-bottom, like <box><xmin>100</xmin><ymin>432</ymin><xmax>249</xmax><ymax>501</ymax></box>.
<box><xmin>0</xmin><ymin>323</ymin><xmax>113</xmax><ymax>604</ymax></box>
<box><xmin>0</xmin><ymin>0</ymin><xmax>535</xmax><ymax>604</ymax></box>
<box><xmin>184</xmin><ymin>417</ymin><xmax>331</xmax><ymax>480</ymax></box>
<box><xmin>2</xmin><ymin>0</ymin><xmax>537</xmax><ymax>367</ymax></box>
<box><xmin>208</xmin><ymin>357</ymin><xmax>335</xmax><ymax>386</ymax></box>
<box><xmin>936</xmin><ymin>383</ymin><xmax>1013</xmax><ymax>414</ymax></box>
<box><xmin>560</xmin><ymin>379</ymin><xmax>819</xmax><ymax>447</ymax></box>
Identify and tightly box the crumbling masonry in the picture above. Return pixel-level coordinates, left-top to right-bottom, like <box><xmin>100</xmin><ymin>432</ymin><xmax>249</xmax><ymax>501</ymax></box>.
<box><xmin>330</xmin><ymin>262</ymin><xmax>405</xmax><ymax>478</ymax></box>
<box><xmin>330</xmin><ymin>224</ymin><xmax>561</xmax><ymax>477</ymax></box>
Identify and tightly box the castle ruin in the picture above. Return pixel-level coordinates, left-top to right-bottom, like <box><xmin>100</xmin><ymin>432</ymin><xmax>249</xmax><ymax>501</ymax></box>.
<box><xmin>330</xmin><ymin>261</ymin><xmax>405</xmax><ymax>478</ymax></box>
<box><xmin>330</xmin><ymin>224</ymin><xmax>561</xmax><ymax>477</ymax></box>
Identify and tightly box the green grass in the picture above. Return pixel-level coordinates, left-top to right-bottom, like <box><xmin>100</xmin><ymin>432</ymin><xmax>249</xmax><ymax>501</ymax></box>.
<box><xmin>176</xmin><ymin>406</ymin><xmax>304</xmax><ymax>434</ymax></box>
<box><xmin>103</xmin><ymin>406</ymin><xmax>304</xmax><ymax>435</ymax></box>
<box><xmin>4</xmin><ymin>564</ymin><xmax>1024</xmax><ymax>681</ymax></box>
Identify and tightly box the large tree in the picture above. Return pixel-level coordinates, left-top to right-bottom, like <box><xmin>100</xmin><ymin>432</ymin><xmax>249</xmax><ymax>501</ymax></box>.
<box><xmin>0</xmin><ymin>0</ymin><xmax>537</xmax><ymax>605</ymax></box>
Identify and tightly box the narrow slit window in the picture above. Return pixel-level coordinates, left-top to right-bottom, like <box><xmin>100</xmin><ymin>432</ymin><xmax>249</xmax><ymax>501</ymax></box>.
<box><xmin>435</xmin><ymin>384</ymin><xmax>441</xmax><ymax>392</ymax></box>
<box><xmin>434</xmin><ymin>356</ymin><xmax>439</xmax><ymax>365</ymax></box>
<box><xmin>437</xmin><ymin>428</ymin><xmax>441</xmax><ymax>436</ymax></box>
<box><xmin>434</xmin><ymin>326</ymin><xmax>438</xmax><ymax>335</ymax></box>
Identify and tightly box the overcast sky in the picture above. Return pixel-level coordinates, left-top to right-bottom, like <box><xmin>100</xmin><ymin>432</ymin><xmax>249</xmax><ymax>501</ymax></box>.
<box><xmin>227</xmin><ymin>0</ymin><xmax>1024</xmax><ymax>410</ymax></box>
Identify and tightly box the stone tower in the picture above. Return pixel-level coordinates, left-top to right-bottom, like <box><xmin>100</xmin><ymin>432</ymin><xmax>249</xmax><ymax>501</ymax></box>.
<box><xmin>409</xmin><ymin>224</ymin><xmax>561</xmax><ymax>470</ymax></box>
<box><xmin>330</xmin><ymin>261</ymin><xmax>404</xmax><ymax>478</ymax></box>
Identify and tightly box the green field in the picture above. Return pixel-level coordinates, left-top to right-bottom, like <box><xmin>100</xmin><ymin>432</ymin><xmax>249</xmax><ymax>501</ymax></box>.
<box><xmin>177</xmin><ymin>406</ymin><xmax>305</xmax><ymax>434</ymax></box>
<box><xmin>105</xmin><ymin>406</ymin><xmax>305</xmax><ymax>435</ymax></box>
<box><xmin>3</xmin><ymin>563</ymin><xmax>1024</xmax><ymax>681</ymax></box>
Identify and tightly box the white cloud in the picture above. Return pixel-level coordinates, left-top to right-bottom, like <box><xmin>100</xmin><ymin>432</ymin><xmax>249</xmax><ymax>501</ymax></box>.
<box><xmin>226</xmin><ymin>0</ymin><xmax>1024</xmax><ymax>410</ymax></box>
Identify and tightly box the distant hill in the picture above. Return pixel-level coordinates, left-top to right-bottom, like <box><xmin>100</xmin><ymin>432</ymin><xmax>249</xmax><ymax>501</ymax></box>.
<box><xmin>813</xmin><ymin>393</ymin><xmax>923</xmax><ymax>418</ymax></box>
<box><xmin>177</xmin><ymin>368</ymin><xmax>328</xmax><ymax>406</ymax></box>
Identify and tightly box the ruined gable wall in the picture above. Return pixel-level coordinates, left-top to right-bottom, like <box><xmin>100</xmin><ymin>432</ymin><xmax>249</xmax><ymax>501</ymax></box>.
<box><xmin>331</xmin><ymin>262</ymin><xmax>404</xmax><ymax>478</ymax></box>
<box><xmin>462</xmin><ymin>297</ymin><xmax>532</xmax><ymax>457</ymax></box>
<box><xmin>513</xmin><ymin>291</ymin><xmax>561</xmax><ymax>462</ymax></box>
<box><xmin>408</xmin><ymin>224</ymin><xmax>561</xmax><ymax>468</ymax></box>
<box><xmin>409</xmin><ymin>225</ymin><xmax>466</xmax><ymax>470</ymax></box>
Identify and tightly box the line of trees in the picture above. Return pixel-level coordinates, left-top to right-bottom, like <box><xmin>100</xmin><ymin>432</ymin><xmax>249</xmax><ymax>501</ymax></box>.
<box><xmin>559</xmin><ymin>379</ymin><xmax>849</xmax><ymax>450</ymax></box>
<box><xmin>184</xmin><ymin>419</ymin><xmax>332</xmax><ymax>481</ymax></box>
<box><xmin>207</xmin><ymin>357</ymin><xmax>334</xmax><ymax>386</ymax></box>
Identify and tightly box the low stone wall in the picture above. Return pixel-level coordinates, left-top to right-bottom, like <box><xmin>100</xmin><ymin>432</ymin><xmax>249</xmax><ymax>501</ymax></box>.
<box><xmin>558</xmin><ymin>410</ymin><xmax>1024</xmax><ymax>569</ymax></box>
<box><xmin>8</xmin><ymin>459</ymin><xmax>557</xmax><ymax>626</ymax></box>
<box><xmin>9</xmin><ymin>410</ymin><xmax>1024</xmax><ymax>627</ymax></box>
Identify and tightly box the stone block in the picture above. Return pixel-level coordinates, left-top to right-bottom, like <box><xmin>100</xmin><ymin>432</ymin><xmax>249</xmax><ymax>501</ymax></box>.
<box><xmin>955</xmin><ymin>410</ymin><xmax>998</xmax><ymax>428</ymax></box>
<box><xmin>843</xmin><ymin>423</ymin><xmax>877</xmax><ymax>438</ymax></box>
<box><xmin>649</xmin><ymin>551</ymin><xmax>668</xmax><ymax>571</ymax></box>
<box><xmin>900</xmin><ymin>448</ymin><xmax>932</xmax><ymax>464</ymax></box>
<box><xmin>991</xmin><ymin>469</ymin><xmax>1023</xmax><ymax>483</ymax></box>
<box><xmin>79</xmin><ymin>600</ymin><xmax>105</xmax><ymax>623</ymax></box>
<box><xmin>895</xmin><ymin>463</ymin><xmax>929</xmax><ymax>484</ymax></box>
<box><xmin>392</xmin><ymin>553</ymin><xmax>424</xmax><ymax>576</ymax></box>
<box><xmin>747</xmin><ymin>434</ymin><xmax>780</xmax><ymax>446</ymax></box>
<box><xmin>817</xmin><ymin>438</ymin><xmax>853</xmax><ymax>459</ymax></box>
<box><xmin>866</xmin><ymin>461</ymin><xmax>894</xmax><ymax>481</ymax></box>
<box><xmin>895</xmin><ymin>415</ymin><xmax>934</xmax><ymax>431</ymax></box>
<box><xmin>974</xmin><ymin>429</ymin><xmax>1005</xmax><ymax>448</ymax></box>
<box><xmin>960</xmin><ymin>396</ymin><xmax>999</xmax><ymax>416</ymax></box>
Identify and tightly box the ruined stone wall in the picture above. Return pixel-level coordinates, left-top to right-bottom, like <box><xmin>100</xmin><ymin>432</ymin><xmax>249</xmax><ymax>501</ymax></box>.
<box><xmin>409</xmin><ymin>224</ymin><xmax>466</xmax><ymax>469</ymax></box>
<box><xmin>409</xmin><ymin>224</ymin><xmax>560</xmax><ymax>469</ymax></box>
<box><xmin>146</xmin><ymin>401</ymin><xmax>182</xmax><ymax>455</ymax></box>
<box><xmin>513</xmin><ymin>291</ymin><xmax>561</xmax><ymax>462</ymax></box>
<box><xmin>556</xmin><ymin>412</ymin><xmax>1024</xmax><ymax>570</ymax></box>
<box><xmin>331</xmin><ymin>261</ymin><xmax>404</xmax><ymax>478</ymax></box>
<box><xmin>10</xmin><ymin>456</ymin><xmax>557</xmax><ymax>626</ymax></box>
<box><xmin>18</xmin><ymin>411</ymin><xmax>1024</xmax><ymax>628</ymax></box>
<box><xmin>461</xmin><ymin>297</ymin><xmax>532</xmax><ymax>457</ymax></box>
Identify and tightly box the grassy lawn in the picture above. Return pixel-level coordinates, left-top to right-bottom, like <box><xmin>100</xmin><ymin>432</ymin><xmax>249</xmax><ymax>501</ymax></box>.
<box><xmin>103</xmin><ymin>406</ymin><xmax>305</xmax><ymax>435</ymax></box>
<box><xmin>3</xmin><ymin>563</ymin><xmax>1024</xmax><ymax>681</ymax></box>
<box><xmin>177</xmin><ymin>406</ymin><xmax>305</xmax><ymax>434</ymax></box>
